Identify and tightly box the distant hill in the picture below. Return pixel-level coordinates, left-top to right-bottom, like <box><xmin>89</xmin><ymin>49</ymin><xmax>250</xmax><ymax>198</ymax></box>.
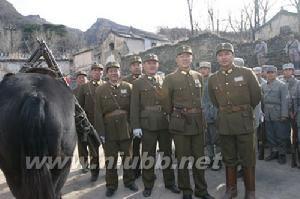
<box><xmin>0</xmin><ymin>0</ymin><xmax>167</xmax><ymax>57</ymax></box>
<box><xmin>84</xmin><ymin>18</ymin><xmax>167</xmax><ymax>45</ymax></box>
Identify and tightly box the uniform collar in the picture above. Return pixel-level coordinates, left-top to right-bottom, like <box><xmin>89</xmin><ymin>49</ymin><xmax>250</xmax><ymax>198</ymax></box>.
<box><xmin>220</xmin><ymin>64</ymin><xmax>235</xmax><ymax>75</ymax></box>
<box><xmin>92</xmin><ymin>80</ymin><xmax>101</xmax><ymax>86</ymax></box>
<box><xmin>132</xmin><ymin>74</ymin><xmax>141</xmax><ymax>79</ymax></box>
<box><xmin>177</xmin><ymin>69</ymin><xmax>191</xmax><ymax>76</ymax></box>
<box><xmin>109</xmin><ymin>81</ymin><xmax>120</xmax><ymax>88</ymax></box>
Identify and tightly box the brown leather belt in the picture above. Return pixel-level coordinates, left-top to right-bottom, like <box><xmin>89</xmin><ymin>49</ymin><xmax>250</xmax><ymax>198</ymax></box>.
<box><xmin>144</xmin><ymin>105</ymin><xmax>162</xmax><ymax>112</ymax></box>
<box><xmin>173</xmin><ymin>107</ymin><xmax>202</xmax><ymax>114</ymax></box>
<box><xmin>104</xmin><ymin>109</ymin><xmax>127</xmax><ymax>118</ymax></box>
<box><xmin>219</xmin><ymin>104</ymin><xmax>248</xmax><ymax>113</ymax></box>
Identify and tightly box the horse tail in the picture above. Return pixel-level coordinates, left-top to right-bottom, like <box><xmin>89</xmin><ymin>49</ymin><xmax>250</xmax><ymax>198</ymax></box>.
<box><xmin>18</xmin><ymin>92</ymin><xmax>55</xmax><ymax>199</ymax></box>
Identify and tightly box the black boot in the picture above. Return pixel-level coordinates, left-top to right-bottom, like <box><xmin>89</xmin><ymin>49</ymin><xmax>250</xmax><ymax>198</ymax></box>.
<box><xmin>166</xmin><ymin>184</ymin><xmax>181</xmax><ymax>193</ymax></box>
<box><xmin>143</xmin><ymin>188</ymin><xmax>152</xmax><ymax>197</ymax></box>
<box><xmin>265</xmin><ymin>151</ymin><xmax>278</xmax><ymax>161</ymax></box>
<box><xmin>105</xmin><ymin>188</ymin><xmax>116</xmax><ymax>197</ymax></box>
<box><xmin>258</xmin><ymin>144</ymin><xmax>264</xmax><ymax>160</ymax></box>
<box><xmin>277</xmin><ymin>154</ymin><xmax>286</xmax><ymax>164</ymax></box>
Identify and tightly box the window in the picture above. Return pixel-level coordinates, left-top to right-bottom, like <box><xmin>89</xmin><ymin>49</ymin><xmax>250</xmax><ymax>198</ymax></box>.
<box><xmin>109</xmin><ymin>42</ymin><xmax>115</xmax><ymax>51</ymax></box>
<box><xmin>151</xmin><ymin>42</ymin><xmax>157</xmax><ymax>47</ymax></box>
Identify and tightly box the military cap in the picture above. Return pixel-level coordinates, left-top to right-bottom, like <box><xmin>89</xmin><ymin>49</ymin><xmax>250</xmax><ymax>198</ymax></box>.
<box><xmin>176</xmin><ymin>45</ymin><xmax>193</xmax><ymax>56</ymax></box>
<box><xmin>265</xmin><ymin>65</ymin><xmax>277</xmax><ymax>73</ymax></box>
<box><xmin>282</xmin><ymin>63</ymin><xmax>294</xmax><ymax>70</ymax></box>
<box><xmin>105</xmin><ymin>61</ymin><xmax>120</xmax><ymax>71</ymax></box>
<box><xmin>233</xmin><ymin>57</ymin><xmax>244</xmax><ymax>66</ymax></box>
<box><xmin>252</xmin><ymin>67</ymin><xmax>262</xmax><ymax>74</ymax></box>
<box><xmin>91</xmin><ymin>63</ymin><xmax>104</xmax><ymax>70</ymax></box>
<box><xmin>75</xmin><ymin>70</ymin><xmax>87</xmax><ymax>77</ymax></box>
<box><xmin>261</xmin><ymin>65</ymin><xmax>269</xmax><ymax>72</ymax></box>
<box><xmin>199</xmin><ymin>61</ymin><xmax>211</xmax><ymax>68</ymax></box>
<box><xmin>216</xmin><ymin>42</ymin><xmax>234</xmax><ymax>55</ymax></box>
<box><xmin>130</xmin><ymin>55</ymin><xmax>142</xmax><ymax>64</ymax></box>
<box><xmin>143</xmin><ymin>53</ymin><xmax>159</xmax><ymax>62</ymax></box>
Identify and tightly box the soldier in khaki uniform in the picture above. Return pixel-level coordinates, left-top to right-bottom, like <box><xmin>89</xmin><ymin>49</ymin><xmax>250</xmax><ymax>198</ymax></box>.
<box><xmin>123</xmin><ymin>55</ymin><xmax>143</xmax><ymax>178</ymax></box>
<box><xmin>131</xmin><ymin>53</ymin><xmax>180</xmax><ymax>197</ymax></box>
<box><xmin>208</xmin><ymin>43</ymin><xmax>261</xmax><ymax>199</ymax></box>
<box><xmin>76</xmin><ymin>63</ymin><xmax>104</xmax><ymax>181</ymax></box>
<box><xmin>72</xmin><ymin>70</ymin><xmax>88</xmax><ymax>173</ymax></box>
<box><xmin>73</xmin><ymin>71</ymin><xmax>88</xmax><ymax>96</ymax></box>
<box><xmin>94</xmin><ymin>61</ymin><xmax>138</xmax><ymax>197</ymax></box>
<box><xmin>162</xmin><ymin>45</ymin><xmax>214</xmax><ymax>199</ymax></box>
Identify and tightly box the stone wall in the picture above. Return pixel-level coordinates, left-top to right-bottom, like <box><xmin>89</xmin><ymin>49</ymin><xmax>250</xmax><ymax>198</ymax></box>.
<box><xmin>121</xmin><ymin>32</ymin><xmax>294</xmax><ymax>75</ymax></box>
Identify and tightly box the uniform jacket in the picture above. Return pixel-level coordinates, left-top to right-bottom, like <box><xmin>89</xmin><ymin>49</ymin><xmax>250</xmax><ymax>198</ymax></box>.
<box><xmin>94</xmin><ymin>81</ymin><xmax>132</xmax><ymax>141</ymax></box>
<box><xmin>262</xmin><ymin>79</ymin><xmax>289</xmax><ymax>121</ymax></box>
<box><xmin>123</xmin><ymin>74</ymin><xmax>142</xmax><ymax>84</ymax></box>
<box><xmin>162</xmin><ymin>69</ymin><xmax>204</xmax><ymax>135</ymax></box>
<box><xmin>76</xmin><ymin>80</ymin><xmax>103</xmax><ymax>124</ymax></box>
<box><xmin>131</xmin><ymin>74</ymin><xmax>168</xmax><ymax>131</ymax></box>
<box><xmin>208</xmin><ymin>64</ymin><xmax>261</xmax><ymax>135</ymax></box>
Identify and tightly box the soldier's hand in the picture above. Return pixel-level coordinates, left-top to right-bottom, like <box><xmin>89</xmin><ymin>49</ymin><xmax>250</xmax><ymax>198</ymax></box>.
<box><xmin>133</xmin><ymin>128</ymin><xmax>143</xmax><ymax>138</ymax></box>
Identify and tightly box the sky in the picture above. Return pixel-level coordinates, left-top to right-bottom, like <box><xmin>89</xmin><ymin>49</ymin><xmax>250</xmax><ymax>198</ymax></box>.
<box><xmin>7</xmin><ymin>0</ymin><xmax>295</xmax><ymax>33</ymax></box>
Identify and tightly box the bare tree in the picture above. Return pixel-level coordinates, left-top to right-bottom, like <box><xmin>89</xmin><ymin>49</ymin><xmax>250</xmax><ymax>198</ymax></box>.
<box><xmin>208</xmin><ymin>8</ymin><xmax>215</xmax><ymax>32</ymax></box>
<box><xmin>187</xmin><ymin>0</ymin><xmax>194</xmax><ymax>35</ymax></box>
<box><xmin>244</xmin><ymin>3</ymin><xmax>256</xmax><ymax>40</ymax></box>
<box><xmin>289</xmin><ymin>0</ymin><xmax>300</xmax><ymax>31</ymax></box>
<box><xmin>259</xmin><ymin>0</ymin><xmax>276</xmax><ymax>25</ymax></box>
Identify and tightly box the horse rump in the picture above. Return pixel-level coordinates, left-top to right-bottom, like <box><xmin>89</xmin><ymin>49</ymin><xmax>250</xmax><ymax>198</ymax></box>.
<box><xmin>0</xmin><ymin>73</ymin><xmax>76</xmax><ymax>199</ymax></box>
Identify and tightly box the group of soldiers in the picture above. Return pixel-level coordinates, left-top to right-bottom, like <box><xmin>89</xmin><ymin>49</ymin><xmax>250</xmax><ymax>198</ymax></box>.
<box><xmin>71</xmin><ymin>41</ymin><xmax>300</xmax><ymax>199</ymax></box>
<box><xmin>254</xmin><ymin>33</ymin><xmax>300</xmax><ymax>70</ymax></box>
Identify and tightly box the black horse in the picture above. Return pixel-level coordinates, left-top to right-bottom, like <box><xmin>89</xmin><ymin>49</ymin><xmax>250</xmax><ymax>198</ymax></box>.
<box><xmin>0</xmin><ymin>73</ymin><xmax>77</xmax><ymax>199</ymax></box>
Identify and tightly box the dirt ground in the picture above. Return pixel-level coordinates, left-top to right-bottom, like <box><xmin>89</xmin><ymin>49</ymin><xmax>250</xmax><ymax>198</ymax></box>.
<box><xmin>0</xmin><ymin>147</ymin><xmax>300</xmax><ymax>199</ymax></box>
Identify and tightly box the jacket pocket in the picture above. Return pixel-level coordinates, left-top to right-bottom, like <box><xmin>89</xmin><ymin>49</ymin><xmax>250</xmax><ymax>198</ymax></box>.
<box><xmin>140</xmin><ymin>111</ymin><xmax>150</xmax><ymax>130</ymax></box>
<box><xmin>169</xmin><ymin>114</ymin><xmax>185</xmax><ymax>132</ymax></box>
<box><xmin>242</xmin><ymin>110</ymin><xmax>254</xmax><ymax>132</ymax></box>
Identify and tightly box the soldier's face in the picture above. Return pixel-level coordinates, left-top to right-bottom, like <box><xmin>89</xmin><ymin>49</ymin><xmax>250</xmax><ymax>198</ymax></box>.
<box><xmin>266</xmin><ymin>71</ymin><xmax>276</xmax><ymax>80</ymax></box>
<box><xmin>90</xmin><ymin>68</ymin><xmax>103</xmax><ymax>81</ymax></box>
<box><xmin>107</xmin><ymin>68</ymin><xmax>120</xmax><ymax>81</ymax></box>
<box><xmin>199</xmin><ymin>67</ymin><xmax>210</xmax><ymax>77</ymax></box>
<box><xmin>143</xmin><ymin>60</ymin><xmax>159</xmax><ymax>75</ymax></box>
<box><xmin>76</xmin><ymin>75</ymin><xmax>87</xmax><ymax>85</ymax></box>
<box><xmin>217</xmin><ymin>50</ymin><xmax>234</xmax><ymax>68</ymax></box>
<box><xmin>130</xmin><ymin>62</ymin><xmax>142</xmax><ymax>75</ymax></box>
<box><xmin>283</xmin><ymin>68</ymin><xmax>294</xmax><ymax>78</ymax></box>
<box><xmin>176</xmin><ymin>53</ymin><xmax>193</xmax><ymax>70</ymax></box>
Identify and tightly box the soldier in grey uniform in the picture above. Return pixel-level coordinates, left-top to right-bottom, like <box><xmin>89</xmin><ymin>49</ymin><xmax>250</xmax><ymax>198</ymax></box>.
<box><xmin>262</xmin><ymin>65</ymin><xmax>290</xmax><ymax>164</ymax></box>
<box><xmin>294</xmin><ymin>76</ymin><xmax>300</xmax><ymax>167</ymax></box>
<box><xmin>233</xmin><ymin>57</ymin><xmax>244</xmax><ymax>66</ymax></box>
<box><xmin>253</xmin><ymin>67</ymin><xmax>266</xmax><ymax>160</ymax></box>
<box><xmin>254</xmin><ymin>39</ymin><xmax>268</xmax><ymax>66</ymax></box>
<box><xmin>198</xmin><ymin>61</ymin><xmax>221</xmax><ymax>170</ymax></box>
<box><xmin>280</xmin><ymin>63</ymin><xmax>298</xmax><ymax>154</ymax></box>
<box><xmin>285</xmin><ymin>33</ymin><xmax>300</xmax><ymax>70</ymax></box>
